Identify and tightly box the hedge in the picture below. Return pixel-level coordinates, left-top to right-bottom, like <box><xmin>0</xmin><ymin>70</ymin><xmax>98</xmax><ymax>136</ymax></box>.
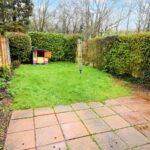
<box><xmin>84</xmin><ymin>33</ymin><xmax>150</xmax><ymax>85</ymax></box>
<box><xmin>28</xmin><ymin>32</ymin><xmax>81</xmax><ymax>62</ymax></box>
<box><xmin>6</xmin><ymin>32</ymin><xmax>32</xmax><ymax>63</ymax></box>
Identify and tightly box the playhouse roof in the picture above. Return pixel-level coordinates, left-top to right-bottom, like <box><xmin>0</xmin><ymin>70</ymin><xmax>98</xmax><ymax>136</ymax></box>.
<box><xmin>33</xmin><ymin>49</ymin><xmax>48</xmax><ymax>52</ymax></box>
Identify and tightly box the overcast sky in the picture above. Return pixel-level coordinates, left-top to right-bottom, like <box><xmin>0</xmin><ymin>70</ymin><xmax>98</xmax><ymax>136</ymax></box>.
<box><xmin>32</xmin><ymin>0</ymin><xmax>137</xmax><ymax>31</ymax></box>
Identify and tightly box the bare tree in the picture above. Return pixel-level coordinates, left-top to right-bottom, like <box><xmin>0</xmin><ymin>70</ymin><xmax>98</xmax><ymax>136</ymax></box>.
<box><xmin>30</xmin><ymin>0</ymin><xmax>150</xmax><ymax>35</ymax></box>
<box><xmin>135</xmin><ymin>0</ymin><xmax>150</xmax><ymax>32</ymax></box>
<box><xmin>31</xmin><ymin>0</ymin><xmax>57</xmax><ymax>32</ymax></box>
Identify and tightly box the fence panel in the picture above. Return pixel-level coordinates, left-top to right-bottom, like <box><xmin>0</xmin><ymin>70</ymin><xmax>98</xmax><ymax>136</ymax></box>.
<box><xmin>0</xmin><ymin>37</ymin><xmax>11</xmax><ymax>67</ymax></box>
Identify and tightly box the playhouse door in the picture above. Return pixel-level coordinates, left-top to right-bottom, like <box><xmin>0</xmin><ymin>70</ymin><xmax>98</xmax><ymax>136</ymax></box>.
<box><xmin>38</xmin><ymin>57</ymin><xmax>44</xmax><ymax>64</ymax></box>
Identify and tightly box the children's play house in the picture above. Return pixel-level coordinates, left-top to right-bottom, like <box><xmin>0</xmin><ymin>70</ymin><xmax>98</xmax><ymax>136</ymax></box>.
<box><xmin>33</xmin><ymin>49</ymin><xmax>51</xmax><ymax>64</ymax></box>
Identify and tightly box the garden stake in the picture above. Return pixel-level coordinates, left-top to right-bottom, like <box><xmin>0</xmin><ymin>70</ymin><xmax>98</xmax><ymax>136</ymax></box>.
<box><xmin>78</xmin><ymin>38</ymin><xmax>83</xmax><ymax>79</ymax></box>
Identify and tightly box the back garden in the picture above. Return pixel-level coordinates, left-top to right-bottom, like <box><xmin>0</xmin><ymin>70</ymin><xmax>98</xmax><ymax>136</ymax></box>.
<box><xmin>3</xmin><ymin>32</ymin><xmax>149</xmax><ymax>109</ymax></box>
<box><xmin>0</xmin><ymin>32</ymin><xmax>150</xmax><ymax>150</ymax></box>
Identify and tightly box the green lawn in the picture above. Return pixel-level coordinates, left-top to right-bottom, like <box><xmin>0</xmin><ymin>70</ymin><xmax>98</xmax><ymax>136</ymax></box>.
<box><xmin>10</xmin><ymin>62</ymin><xmax>131</xmax><ymax>109</ymax></box>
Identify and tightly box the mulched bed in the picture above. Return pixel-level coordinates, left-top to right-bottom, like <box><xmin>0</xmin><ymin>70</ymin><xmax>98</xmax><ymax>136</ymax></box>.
<box><xmin>0</xmin><ymin>88</ymin><xmax>12</xmax><ymax>150</ymax></box>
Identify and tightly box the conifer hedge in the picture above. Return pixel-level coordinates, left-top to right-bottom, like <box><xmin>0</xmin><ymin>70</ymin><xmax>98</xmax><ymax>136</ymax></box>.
<box><xmin>28</xmin><ymin>32</ymin><xmax>81</xmax><ymax>62</ymax></box>
<box><xmin>85</xmin><ymin>33</ymin><xmax>150</xmax><ymax>85</ymax></box>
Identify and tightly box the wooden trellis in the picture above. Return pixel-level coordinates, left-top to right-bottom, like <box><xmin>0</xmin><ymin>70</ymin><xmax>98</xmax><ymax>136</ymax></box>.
<box><xmin>0</xmin><ymin>36</ymin><xmax>11</xmax><ymax>67</ymax></box>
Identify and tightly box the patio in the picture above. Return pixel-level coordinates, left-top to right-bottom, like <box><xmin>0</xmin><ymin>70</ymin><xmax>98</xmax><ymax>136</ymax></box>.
<box><xmin>4</xmin><ymin>96</ymin><xmax>150</xmax><ymax>150</ymax></box>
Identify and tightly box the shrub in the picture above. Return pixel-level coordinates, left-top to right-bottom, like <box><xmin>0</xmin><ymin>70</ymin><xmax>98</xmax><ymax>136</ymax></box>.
<box><xmin>12</xmin><ymin>60</ymin><xmax>21</xmax><ymax>69</ymax></box>
<box><xmin>63</xmin><ymin>34</ymin><xmax>81</xmax><ymax>62</ymax></box>
<box><xmin>0</xmin><ymin>78</ymin><xmax>6</xmax><ymax>89</ymax></box>
<box><xmin>6</xmin><ymin>32</ymin><xmax>32</xmax><ymax>63</ymax></box>
<box><xmin>0</xmin><ymin>66</ymin><xmax>11</xmax><ymax>80</ymax></box>
<box><xmin>85</xmin><ymin>33</ymin><xmax>150</xmax><ymax>86</ymax></box>
<box><xmin>28</xmin><ymin>32</ymin><xmax>81</xmax><ymax>62</ymax></box>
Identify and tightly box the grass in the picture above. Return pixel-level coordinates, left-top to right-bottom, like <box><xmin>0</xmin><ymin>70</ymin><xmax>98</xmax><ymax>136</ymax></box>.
<box><xmin>10</xmin><ymin>62</ymin><xmax>132</xmax><ymax>109</ymax></box>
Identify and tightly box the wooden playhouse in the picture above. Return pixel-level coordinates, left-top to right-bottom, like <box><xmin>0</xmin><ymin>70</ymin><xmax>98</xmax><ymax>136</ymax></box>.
<box><xmin>33</xmin><ymin>49</ymin><xmax>51</xmax><ymax>64</ymax></box>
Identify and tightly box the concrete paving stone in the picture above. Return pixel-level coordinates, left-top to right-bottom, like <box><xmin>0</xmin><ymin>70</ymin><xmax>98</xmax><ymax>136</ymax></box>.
<box><xmin>83</xmin><ymin>118</ymin><xmax>111</xmax><ymax>134</ymax></box>
<box><xmin>54</xmin><ymin>105</ymin><xmax>72</xmax><ymax>113</ymax></box>
<box><xmin>136</xmin><ymin>123</ymin><xmax>150</xmax><ymax>138</ymax></box>
<box><xmin>125</xmin><ymin>102</ymin><xmax>150</xmax><ymax>112</ymax></box>
<box><xmin>105</xmin><ymin>100</ymin><xmax>121</xmax><ymax>106</ymax></box>
<box><xmin>121</xmin><ymin>111</ymin><xmax>147</xmax><ymax>125</ymax></box>
<box><xmin>116</xmin><ymin>96</ymin><xmax>145</xmax><ymax>105</ymax></box>
<box><xmin>37</xmin><ymin>142</ymin><xmax>67</xmax><ymax>150</ymax></box>
<box><xmin>5</xmin><ymin>97</ymin><xmax>150</xmax><ymax>150</ymax></box>
<box><xmin>76</xmin><ymin>109</ymin><xmax>98</xmax><ymax>120</ymax></box>
<box><xmin>36</xmin><ymin>125</ymin><xmax>64</xmax><ymax>147</ymax></box>
<box><xmin>34</xmin><ymin>107</ymin><xmax>54</xmax><ymax>116</ymax></box>
<box><xmin>133</xmin><ymin>144</ymin><xmax>150</xmax><ymax>150</ymax></box>
<box><xmin>4</xmin><ymin>130</ymin><xmax>35</xmax><ymax>150</ymax></box>
<box><xmin>116</xmin><ymin>127</ymin><xmax>149</xmax><ymax>148</ymax></box>
<box><xmin>142</xmin><ymin>110</ymin><xmax>150</xmax><ymax>121</ymax></box>
<box><xmin>88</xmin><ymin>102</ymin><xmax>104</xmax><ymax>108</ymax></box>
<box><xmin>11</xmin><ymin>109</ymin><xmax>33</xmax><ymax>119</ymax></box>
<box><xmin>57</xmin><ymin>111</ymin><xmax>79</xmax><ymax>124</ymax></box>
<box><xmin>103</xmin><ymin>115</ymin><xmax>130</xmax><ymax>129</ymax></box>
<box><xmin>110</xmin><ymin>105</ymin><xmax>132</xmax><ymax>114</ymax></box>
<box><xmin>34</xmin><ymin>114</ymin><xmax>58</xmax><ymax>128</ymax></box>
<box><xmin>61</xmin><ymin>121</ymin><xmax>89</xmax><ymax>140</ymax></box>
<box><xmin>71</xmin><ymin>103</ymin><xmax>89</xmax><ymax>110</ymax></box>
<box><xmin>67</xmin><ymin>136</ymin><xmax>99</xmax><ymax>150</ymax></box>
<box><xmin>8</xmin><ymin>118</ymin><xmax>34</xmax><ymax>133</ymax></box>
<box><xmin>94</xmin><ymin>106</ymin><xmax>116</xmax><ymax>117</ymax></box>
<box><xmin>93</xmin><ymin>132</ymin><xmax>128</xmax><ymax>150</ymax></box>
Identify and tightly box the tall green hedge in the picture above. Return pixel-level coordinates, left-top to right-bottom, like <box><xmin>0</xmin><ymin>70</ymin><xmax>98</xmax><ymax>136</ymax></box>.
<box><xmin>85</xmin><ymin>33</ymin><xmax>150</xmax><ymax>84</ymax></box>
<box><xmin>6</xmin><ymin>32</ymin><xmax>32</xmax><ymax>63</ymax></box>
<box><xmin>28</xmin><ymin>32</ymin><xmax>81</xmax><ymax>62</ymax></box>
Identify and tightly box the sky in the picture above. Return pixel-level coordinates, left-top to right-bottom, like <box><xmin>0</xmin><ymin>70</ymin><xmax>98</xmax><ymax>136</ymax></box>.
<box><xmin>32</xmin><ymin>0</ymin><xmax>137</xmax><ymax>31</ymax></box>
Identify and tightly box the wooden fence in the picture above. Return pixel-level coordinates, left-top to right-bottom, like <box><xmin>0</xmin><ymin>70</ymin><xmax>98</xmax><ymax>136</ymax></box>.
<box><xmin>0</xmin><ymin>37</ymin><xmax>11</xmax><ymax>67</ymax></box>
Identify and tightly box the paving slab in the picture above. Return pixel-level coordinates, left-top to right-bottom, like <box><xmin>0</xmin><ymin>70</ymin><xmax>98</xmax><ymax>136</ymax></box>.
<box><xmin>88</xmin><ymin>102</ymin><xmax>104</xmax><ymax>108</ymax></box>
<box><xmin>116</xmin><ymin>127</ymin><xmax>149</xmax><ymax>148</ymax></box>
<box><xmin>110</xmin><ymin>105</ymin><xmax>132</xmax><ymax>114</ymax></box>
<box><xmin>57</xmin><ymin>111</ymin><xmax>79</xmax><ymax>124</ymax></box>
<box><xmin>116</xmin><ymin>96</ymin><xmax>144</xmax><ymax>105</ymax></box>
<box><xmin>37</xmin><ymin>142</ymin><xmax>67</xmax><ymax>150</ymax></box>
<box><xmin>71</xmin><ymin>103</ymin><xmax>89</xmax><ymax>110</ymax></box>
<box><xmin>54</xmin><ymin>105</ymin><xmax>72</xmax><ymax>113</ymax></box>
<box><xmin>103</xmin><ymin>115</ymin><xmax>130</xmax><ymax>129</ymax></box>
<box><xmin>5</xmin><ymin>96</ymin><xmax>150</xmax><ymax>150</ymax></box>
<box><xmin>61</xmin><ymin>121</ymin><xmax>89</xmax><ymax>140</ymax></box>
<box><xmin>34</xmin><ymin>107</ymin><xmax>54</xmax><ymax>116</ymax></box>
<box><xmin>34</xmin><ymin>114</ymin><xmax>58</xmax><ymax>128</ymax></box>
<box><xmin>133</xmin><ymin>144</ymin><xmax>150</xmax><ymax>150</ymax></box>
<box><xmin>8</xmin><ymin>118</ymin><xmax>34</xmax><ymax>133</ymax></box>
<box><xmin>76</xmin><ymin>109</ymin><xmax>98</xmax><ymax>120</ymax></box>
<box><xmin>136</xmin><ymin>123</ymin><xmax>150</xmax><ymax>138</ymax></box>
<box><xmin>105</xmin><ymin>99</ymin><xmax>121</xmax><ymax>106</ymax></box>
<box><xmin>142</xmin><ymin>110</ymin><xmax>150</xmax><ymax>121</ymax></box>
<box><xmin>35</xmin><ymin>125</ymin><xmax>64</xmax><ymax>147</ymax></box>
<box><xmin>93</xmin><ymin>132</ymin><xmax>128</xmax><ymax>150</ymax></box>
<box><xmin>11</xmin><ymin>109</ymin><xmax>33</xmax><ymax>119</ymax></box>
<box><xmin>83</xmin><ymin>118</ymin><xmax>111</xmax><ymax>134</ymax></box>
<box><xmin>121</xmin><ymin>111</ymin><xmax>147</xmax><ymax>125</ymax></box>
<box><xmin>4</xmin><ymin>130</ymin><xmax>35</xmax><ymax>150</ymax></box>
<box><xmin>125</xmin><ymin>102</ymin><xmax>150</xmax><ymax>112</ymax></box>
<box><xmin>67</xmin><ymin>136</ymin><xmax>99</xmax><ymax>150</ymax></box>
<box><xmin>94</xmin><ymin>106</ymin><xmax>116</xmax><ymax>117</ymax></box>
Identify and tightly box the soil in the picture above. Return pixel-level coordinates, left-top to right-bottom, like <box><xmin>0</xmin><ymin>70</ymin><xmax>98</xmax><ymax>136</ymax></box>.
<box><xmin>0</xmin><ymin>88</ymin><xmax>12</xmax><ymax>150</ymax></box>
<box><xmin>132</xmin><ymin>84</ymin><xmax>150</xmax><ymax>101</ymax></box>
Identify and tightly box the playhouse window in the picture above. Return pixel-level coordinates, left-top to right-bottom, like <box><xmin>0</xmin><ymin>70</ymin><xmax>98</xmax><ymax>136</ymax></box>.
<box><xmin>37</xmin><ymin>51</ymin><xmax>44</xmax><ymax>57</ymax></box>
